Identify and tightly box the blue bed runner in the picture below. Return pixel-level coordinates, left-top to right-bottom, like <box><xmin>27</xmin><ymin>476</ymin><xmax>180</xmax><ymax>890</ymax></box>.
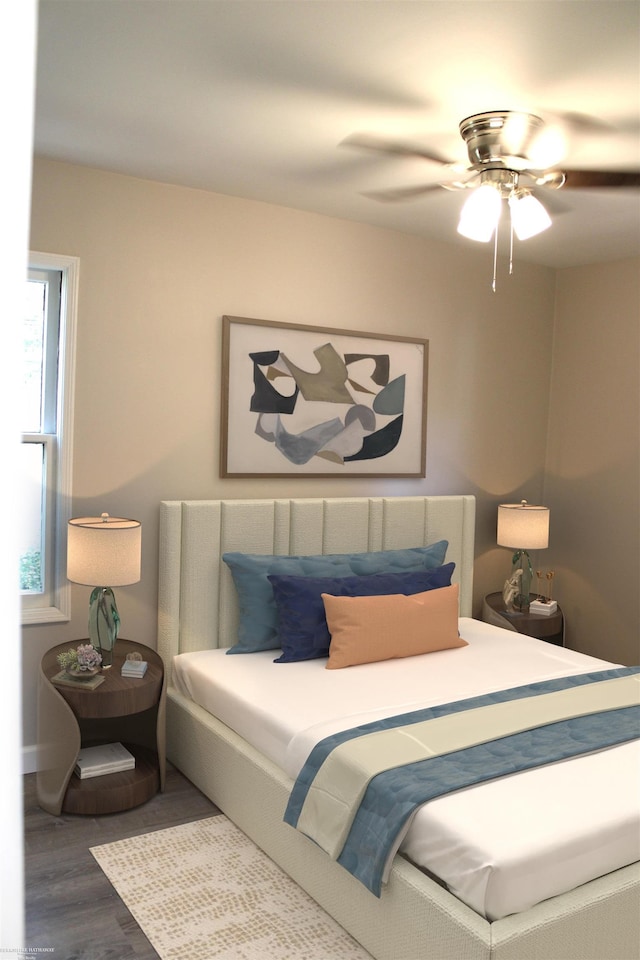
<box><xmin>284</xmin><ymin>667</ymin><xmax>640</xmax><ymax>896</ymax></box>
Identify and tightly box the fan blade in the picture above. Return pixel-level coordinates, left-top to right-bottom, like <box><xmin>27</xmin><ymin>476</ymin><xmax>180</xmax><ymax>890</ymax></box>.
<box><xmin>560</xmin><ymin>169</ymin><xmax>640</xmax><ymax>189</ymax></box>
<box><xmin>341</xmin><ymin>133</ymin><xmax>454</xmax><ymax>167</ymax></box>
<box><xmin>547</xmin><ymin>110</ymin><xmax>616</xmax><ymax>135</ymax></box>
<box><xmin>362</xmin><ymin>182</ymin><xmax>447</xmax><ymax>202</ymax></box>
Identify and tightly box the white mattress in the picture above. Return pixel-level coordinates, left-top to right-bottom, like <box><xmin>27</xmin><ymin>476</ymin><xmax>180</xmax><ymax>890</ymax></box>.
<box><xmin>171</xmin><ymin>617</ymin><xmax>640</xmax><ymax>921</ymax></box>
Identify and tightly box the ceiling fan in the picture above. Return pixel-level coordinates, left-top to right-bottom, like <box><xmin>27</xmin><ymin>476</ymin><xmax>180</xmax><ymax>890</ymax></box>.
<box><xmin>343</xmin><ymin>110</ymin><xmax>640</xmax><ymax>202</ymax></box>
<box><xmin>342</xmin><ymin>111</ymin><xmax>640</xmax><ymax>289</ymax></box>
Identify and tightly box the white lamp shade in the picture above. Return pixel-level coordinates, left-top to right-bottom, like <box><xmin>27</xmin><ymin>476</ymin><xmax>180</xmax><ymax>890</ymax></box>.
<box><xmin>67</xmin><ymin>514</ymin><xmax>142</xmax><ymax>586</ymax></box>
<box><xmin>497</xmin><ymin>502</ymin><xmax>549</xmax><ymax>550</ymax></box>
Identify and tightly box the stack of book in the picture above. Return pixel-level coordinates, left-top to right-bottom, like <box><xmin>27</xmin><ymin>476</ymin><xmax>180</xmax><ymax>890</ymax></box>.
<box><xmin>121</xmin><ymin>659</ymin><xmax>148</xmax><ymax>678</ymax></box>
<box><xmin>74</xmin><ymin>742</ymin><xmax>136</xmax><ymax>780</ymax></box>
<box><xmin>529</xmin><ymin>599</ymin><xmax>559</xmax><ymax>616</ymax></box>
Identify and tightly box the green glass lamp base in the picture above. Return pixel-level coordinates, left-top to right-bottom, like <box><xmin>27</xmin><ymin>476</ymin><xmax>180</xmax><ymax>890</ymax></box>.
<box><xmin>88</xmin><ymin>586</ymin><xmax>121</xmax><ymax>667</ymax></box>
<box><xmin>510</xmin><ymin>549</ymin><xmax>533</xmax><ymax>611</ymax></box>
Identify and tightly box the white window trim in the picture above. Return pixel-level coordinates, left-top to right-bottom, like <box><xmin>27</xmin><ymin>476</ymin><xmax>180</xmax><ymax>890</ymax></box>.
<box><xmin>22</xmin><ymin>251</ymin><xmax>79</xmax><ymax>625</ymax></box>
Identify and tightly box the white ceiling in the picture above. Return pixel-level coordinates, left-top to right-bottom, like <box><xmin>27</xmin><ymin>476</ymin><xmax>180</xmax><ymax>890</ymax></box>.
<box><xmin>34</xmin><ymin>0</ymin><xmax>640</xmax><ymax>268</ymax></box>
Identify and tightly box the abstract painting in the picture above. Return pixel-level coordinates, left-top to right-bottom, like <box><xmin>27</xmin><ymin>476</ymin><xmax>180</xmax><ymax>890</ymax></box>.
<box><xmin>220</xmin><ymin>316</ymin><xmax>428</xmax><ymax>477</ymax></box>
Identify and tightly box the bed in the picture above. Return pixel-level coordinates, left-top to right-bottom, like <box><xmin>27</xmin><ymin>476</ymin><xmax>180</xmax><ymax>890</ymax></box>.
<box><xmin>158</xmin><ymin>496</ymin><xmax>640</xmax><ymax>960</ymax></box>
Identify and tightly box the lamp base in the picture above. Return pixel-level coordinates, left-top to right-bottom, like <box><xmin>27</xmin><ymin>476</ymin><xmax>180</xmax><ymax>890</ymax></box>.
<box><xmin>88</xmin><ymin>586</ymin><xmax>121</xmax><ymax>668</ymax></box>
<box><xmin>506</xmin><ymin>549</ymin><xmax>533</xmax><ymax>612</ymax></box>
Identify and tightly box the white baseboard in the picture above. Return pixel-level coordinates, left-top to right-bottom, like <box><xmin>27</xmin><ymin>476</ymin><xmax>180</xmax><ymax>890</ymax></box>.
<box><xmin>22</xmin><ymin>744</ymin><xmax>38</xmax><ymax>775</ymax></box>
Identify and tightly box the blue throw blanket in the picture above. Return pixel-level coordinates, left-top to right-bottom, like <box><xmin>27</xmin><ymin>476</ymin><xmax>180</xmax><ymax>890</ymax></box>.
<box><xmin>284</xmin><ymin>667</ymin><xmax>640</xmax><ymax>896</ymax></box>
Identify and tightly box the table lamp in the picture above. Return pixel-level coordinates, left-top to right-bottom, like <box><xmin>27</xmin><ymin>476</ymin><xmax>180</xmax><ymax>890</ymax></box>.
<box><xmin>67</xmin><ymin>513</ymin><xmax>142</xmax><ymax>667</ymax></box>
<box><xmin>497</xmin><ymin>500</ymin><xmax>549</xmax><ymax>611</ymax></box>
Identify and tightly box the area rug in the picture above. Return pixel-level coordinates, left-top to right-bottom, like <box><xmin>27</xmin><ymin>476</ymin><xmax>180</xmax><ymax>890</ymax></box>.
<box><xmin>91</xmin><ymin>814</ymin><xmax>374</xmax><ymax>960</ymax></box>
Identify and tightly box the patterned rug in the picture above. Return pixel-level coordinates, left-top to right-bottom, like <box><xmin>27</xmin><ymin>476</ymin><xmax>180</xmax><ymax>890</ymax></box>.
<box><xmin>91</xmin><ymin>814</ymin><xmax>373</xmax><ymax>960</ymax></box>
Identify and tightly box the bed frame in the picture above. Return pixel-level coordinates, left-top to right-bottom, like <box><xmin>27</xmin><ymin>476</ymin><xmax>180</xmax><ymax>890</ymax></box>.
<box><xmin>158</xmin><ymin>496</ymin><xmax>639</xmax><ymax>960</ymax></box>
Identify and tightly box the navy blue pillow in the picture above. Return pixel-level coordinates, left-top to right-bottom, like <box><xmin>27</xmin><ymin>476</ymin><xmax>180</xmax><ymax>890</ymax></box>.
<box><xmin>269</xmin><ymin>562</ymin><xmax>455</xmax><ymax>663</ymax></box>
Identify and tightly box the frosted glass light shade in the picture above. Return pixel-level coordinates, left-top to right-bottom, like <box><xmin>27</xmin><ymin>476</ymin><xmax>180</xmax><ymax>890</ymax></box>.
<box><xmin>497</xmin><ymin>502</ymin><xmax>549</xmax><ymax>550</ymax></box>
<box><xmin>67</xmin><ymin>514</ymin><xmax>142</xmax><ymax>586</ymax></box>
<box><xmin>508</xmin><ymin>192</ymin><xmax>552</xmax><ymax>240</ymax></box>
<box><xmin>457</xmin><ymin>185</ymin><xmax>502</xmax><ymax>242</ymax></box>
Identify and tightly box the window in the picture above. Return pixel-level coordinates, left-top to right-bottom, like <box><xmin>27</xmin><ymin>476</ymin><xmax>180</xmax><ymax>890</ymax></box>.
<box><xmin>20</xmin><ymin>252</ymin><xmax>78</xmax><ymax>624</ymax></box>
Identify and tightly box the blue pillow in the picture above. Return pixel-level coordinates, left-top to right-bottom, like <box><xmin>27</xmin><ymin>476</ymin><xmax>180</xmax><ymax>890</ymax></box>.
<box><xmin>223</xmin><ymin>541</ymin><xmax>448</xmax><ymax>654</ymax></box>
<box><xmin>270</xmin><ymin>562</ymin><xmax>456</xmax><ymax>662</ymax></box>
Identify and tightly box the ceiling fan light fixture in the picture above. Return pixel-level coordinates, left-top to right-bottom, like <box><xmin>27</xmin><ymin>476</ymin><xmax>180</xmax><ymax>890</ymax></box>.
<box><xmin>347</xmin><ymin>108</ymin><xmax>638</xmax><ymax>289</ymax></box>
<box><xmin>457</xmin><ymin>184</ymin><xmax>502</xmax><ymax>242</ymax></box>
<box><xmin>509</xmin><ymin>191</ymin><xmax>552</xmax><ymax>240</ymax></box>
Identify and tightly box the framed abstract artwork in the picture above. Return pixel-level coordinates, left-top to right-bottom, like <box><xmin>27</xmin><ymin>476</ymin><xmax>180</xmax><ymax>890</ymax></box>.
<box><xmin>220</xmin><ymin>316</ymin><xmax>428</xmax><ymax>478</ymax></box>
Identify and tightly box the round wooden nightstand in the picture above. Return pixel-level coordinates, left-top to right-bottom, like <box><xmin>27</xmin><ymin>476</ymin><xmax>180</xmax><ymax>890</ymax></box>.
<box><xmin>482</xmin><ymin>592</ymin><xmax>564</xmax><ymax>646</ymax></box>
<box><xmin>37</xmin><ymin>639</ymin><xmax>166</xmax><ymax>816</ymax></box>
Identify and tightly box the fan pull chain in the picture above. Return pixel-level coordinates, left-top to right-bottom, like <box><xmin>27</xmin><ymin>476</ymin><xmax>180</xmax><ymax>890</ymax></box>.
<box><xmin>491</xmin><ymin>206</ymin><xmax>517</xmax><ymax>292</ymax></box>
<box><xmin>509</xmin><ymin>216</ymin><xmax>514</xmax><ymax>275</ymax></box>
<box><xmin>491</xmin><ymin>219</ymin><xmax>499</xmax><ymax>292</ymax></box>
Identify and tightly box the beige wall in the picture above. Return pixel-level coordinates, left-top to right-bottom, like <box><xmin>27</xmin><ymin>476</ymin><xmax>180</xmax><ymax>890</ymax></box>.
<box><xmin>23</xmin><ymin>157</ymin><xmax>568</xmax><ymax>753</ymax></box>
<box><xmin>544</xmin><ymin>258</ymin><xmax>640</xmax><ymax>666</ymax></box>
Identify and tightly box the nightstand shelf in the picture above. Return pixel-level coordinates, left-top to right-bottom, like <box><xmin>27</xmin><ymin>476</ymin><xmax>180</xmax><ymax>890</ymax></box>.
<box><xmin>37</xmin><ymin>639</ymin><xmax>166</xmax><ymax>816</ymax></box>
<box><xmin>482</xmin><ymin>592</ymin><xmax>564</xmax><ymax>646</ymax></box>
<box><xmin>62</xmin><ymin>744</ymin><xmax>159</xmax><ymax>815</ymax></box>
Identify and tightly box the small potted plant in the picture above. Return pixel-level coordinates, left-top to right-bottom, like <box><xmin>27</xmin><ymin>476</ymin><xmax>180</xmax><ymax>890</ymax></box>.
<box><xmin>57</xmin><ymin>643</ymin><xmax>103</xmax><ymax>678</ymax></box>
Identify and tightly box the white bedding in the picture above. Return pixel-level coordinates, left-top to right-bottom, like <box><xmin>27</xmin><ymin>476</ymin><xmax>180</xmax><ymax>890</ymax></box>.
<box><xmin>171</xmin><ymin>617</ymin><xmax>640</xmax><ymax>921</ymax></box>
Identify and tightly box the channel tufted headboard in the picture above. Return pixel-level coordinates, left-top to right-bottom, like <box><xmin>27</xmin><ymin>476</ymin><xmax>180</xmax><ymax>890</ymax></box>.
<box><xmin>157</xmin><ymin>496</ymin><xmax>475</xmax><ymax>681</ymax></box>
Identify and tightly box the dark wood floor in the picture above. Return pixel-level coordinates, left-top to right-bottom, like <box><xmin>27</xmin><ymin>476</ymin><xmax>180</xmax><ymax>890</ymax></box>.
<box><xmin>24</xmin><ymin>763</ymin><xmax>220</xmax><ymax>960</ymax></box>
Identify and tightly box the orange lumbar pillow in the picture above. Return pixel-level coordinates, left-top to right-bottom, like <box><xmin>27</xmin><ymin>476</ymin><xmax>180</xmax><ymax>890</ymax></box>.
<box><xmin>322</xmin><ymin>583</ymin><xmax>467</xmax><ymax>669</ymax></box>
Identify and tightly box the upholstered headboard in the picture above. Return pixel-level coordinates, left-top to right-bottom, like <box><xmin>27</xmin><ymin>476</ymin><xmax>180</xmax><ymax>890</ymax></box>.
<box><xmin>158</xmin><ymin>496</ymin><xmax>475</xmax><ymax>681</ymax></box>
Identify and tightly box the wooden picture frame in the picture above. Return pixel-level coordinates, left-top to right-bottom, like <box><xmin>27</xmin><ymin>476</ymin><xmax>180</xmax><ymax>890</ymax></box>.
<box><xmin>220</xmin><ymin>316</ymin><xmax>428</xmax><ymax>478</ymax></box>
